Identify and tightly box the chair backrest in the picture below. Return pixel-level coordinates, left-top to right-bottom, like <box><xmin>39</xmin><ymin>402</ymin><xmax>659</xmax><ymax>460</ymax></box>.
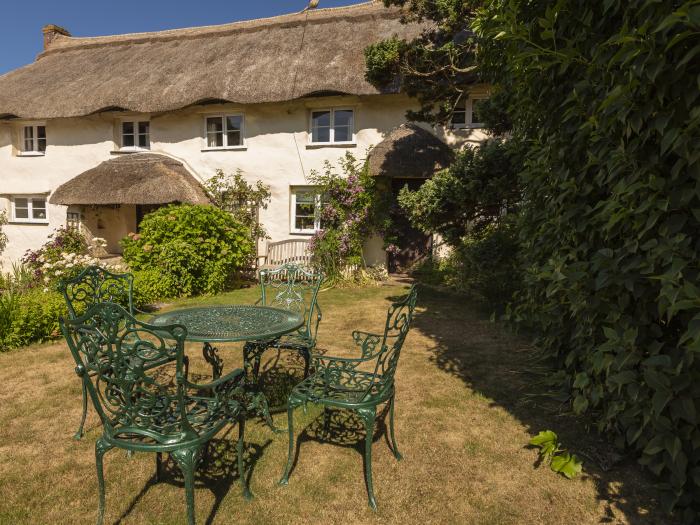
<box><xmin>266</xmin><ymin>239</ymin><xmax>312</xmax><ymax>267</ymax></box>
<box><xmin>57</xmin><ymin>265</ymin><xmax>134</xmax><ymax>319</ymax></box>
<box><xmin>373</xmin><ymin>285</ymin><xmax>418</xmax><ymax>391</ymax></box>
<box><xmin>259</xmin><ymin>263</ymin><xmax>324</xmax><ymax>340</ymax></box>
<box><xmin>59</xmin><ymin>302</ymin><xmax>196</xmax><ymax>444</ymax></box>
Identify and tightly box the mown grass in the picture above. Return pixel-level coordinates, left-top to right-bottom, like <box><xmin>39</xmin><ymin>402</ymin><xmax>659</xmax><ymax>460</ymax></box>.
<box><xmin>0</xmin><ymin>283</ymin><xmax>671</xmax><ymax>524</ymax></box>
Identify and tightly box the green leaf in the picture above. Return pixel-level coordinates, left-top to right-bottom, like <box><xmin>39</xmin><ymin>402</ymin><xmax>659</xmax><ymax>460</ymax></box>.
<box><xmin>573</xmin><ymin>395</ymin><xmax>589</xmax><ymax>414</ymax></box>
<box><xmin>529</xmin><ymin>430</ymin><xmax>558</xmax><ymax>447</ymax></box>
<box><xmin>550</xmin><ymin>453</ymin><xmax>583</xmax><ymax>479</ymax></box>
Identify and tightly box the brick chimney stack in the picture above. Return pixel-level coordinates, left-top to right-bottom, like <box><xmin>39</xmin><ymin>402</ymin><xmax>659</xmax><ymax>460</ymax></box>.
<box><xmin>42</xmin><ymin>24</ymin><xmax>71</xmax><ymax>50</ymax></box>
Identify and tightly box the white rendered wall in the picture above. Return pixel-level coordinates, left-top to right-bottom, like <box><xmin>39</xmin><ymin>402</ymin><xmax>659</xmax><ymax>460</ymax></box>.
<box><xmin>0</xmin><ymin>93</ymin><xmax>488</xmax><ymax>269</ymax></box>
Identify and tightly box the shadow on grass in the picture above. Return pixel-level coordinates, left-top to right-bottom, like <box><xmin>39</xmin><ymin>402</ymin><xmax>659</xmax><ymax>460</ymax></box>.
<box><xmin>112</xmin><ymin>429</ymin><xmax>272</xmax><ymax>525</ymax></box>
<box><xmin>410</xmin><ymin>284</ymin><xmax>674</xmax><ymax>525</ymax></box>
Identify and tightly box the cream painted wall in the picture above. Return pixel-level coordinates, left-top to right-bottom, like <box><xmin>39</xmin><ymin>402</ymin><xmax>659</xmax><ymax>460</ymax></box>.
<box><xmin>0</xmin><ymin>92</ymin><xmax>488</xmax><ymax>269</ymax></box>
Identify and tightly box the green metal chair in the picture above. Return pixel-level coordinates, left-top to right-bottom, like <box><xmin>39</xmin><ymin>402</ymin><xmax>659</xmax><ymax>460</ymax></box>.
<box><xmin>279</xmin><ymin>285</ymin><xmax>418</xmax><ymax>510</ymax></box>
<box><xmin>244</xmin><ymin>263</ymin><xmax>324</xmax><ymax>380</ymax></box>
<box><xmin>58</xmin><ymin>265</ymin><xmax>138</xmax><ymax>439</ymax></box>
<box><xmin>60</xmin><ymin>302</ymin><xmax>251</xmax><ymax>525</ymax></box>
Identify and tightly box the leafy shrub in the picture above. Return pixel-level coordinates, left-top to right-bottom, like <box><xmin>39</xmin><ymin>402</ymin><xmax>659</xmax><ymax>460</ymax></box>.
<box><xmin>476</xmin><ymin>0</ymin><xmax>700</xmax><ymax>518</ymax></box>
<box><xmin>121</xmin><ymin>204</ymin><xmax>254</xmax><ymax>297</ymax></box>
<box><xmin>0</xmin><ymin>211</ymin><xmax>7</xmax><ymax>256</ymax></box>
<box><xmin>132</xmin><ymin>268</ymin><xmax>174</xmax><ymax>307</ymax></box>
<box><xmin>0</xmin><ymin>288</ymin><xmax>66</xmax><ymax>350</ymax></box>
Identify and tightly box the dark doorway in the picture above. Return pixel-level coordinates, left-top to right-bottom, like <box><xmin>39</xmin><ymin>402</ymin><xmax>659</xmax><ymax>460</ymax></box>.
<box><xmin>388</xmin><ymin>178</ymin><xmax>432</xmax><ymax>273</ymax></box>
<box><xmin>135</xmin><ymin>204</ymin><xmax>163</xmax><ymax>231</ymax></box>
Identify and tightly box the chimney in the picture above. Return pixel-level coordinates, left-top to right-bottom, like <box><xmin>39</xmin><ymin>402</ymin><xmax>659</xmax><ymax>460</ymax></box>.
<box><xmin>42</xmin><ymin>24</ymin><xmax>71</xmax><ymax>50</ymax></box>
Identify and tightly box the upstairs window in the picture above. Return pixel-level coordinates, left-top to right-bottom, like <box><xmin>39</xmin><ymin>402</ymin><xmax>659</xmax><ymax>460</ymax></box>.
<box><xmin>11</xmin><ymin>195</ymin><xmax>48</xmax><ymax>223</ymax></box>
<box><xmin>205</xmin><ymin>115</ymin><xmax>244</xmax><ymax>149</ymax></box>
<box><xmin>291</xmin><ymin>187</ymin><xmax>324</xmax><ymax>234</ymax></box>
<box><xmin>121</xmin><ymin>120</ymin><xmax>150</xmax><ymax>150</ymax></box>
<box><xmin>452</xmin><ymin>97</ymin><xmax>488</xmax><ymax>129</ymax></box>
<box><xmin>310</xmin><ymin>109</ymin><xmax>354</xmax><ymax>144</ymax></box>
<box><xmin>22</xmin><ymin>125</ymin><xmax>46</xmax><ymax>155</ymax></box>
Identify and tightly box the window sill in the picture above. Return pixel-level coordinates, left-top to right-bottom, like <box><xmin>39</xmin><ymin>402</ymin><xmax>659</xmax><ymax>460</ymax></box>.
<box><xmin>450</xmin><ymin>125</ymin><xmax>485</xmax><ymax>131</ymax></box>
<box><xmin>9</xmin><ymin>221</ymin><xmax>49</xmax><ymax>225</ymax></box>
<box><xmin>17</xmin><ymin>152</ymin><xmax>46</xmax><ymax>157</ymax></box>
<box><xmin>305</xmin><ymin>142</ymin><xmax>356</xmax><ymax>149</ymax></box>
<box><xmin>201</xmin><ymin>146</ymin><xmax>247</xmax><ymax>152</ymax></box>
<box><xmin>110</xmin><ymin>148</ymin><xmax>151</xmax><ymax>155</ymax></box>
<box><xmin>289</xmin><ymin>230</ymin><xmax>316</xmax><ymax>236</ymax></box>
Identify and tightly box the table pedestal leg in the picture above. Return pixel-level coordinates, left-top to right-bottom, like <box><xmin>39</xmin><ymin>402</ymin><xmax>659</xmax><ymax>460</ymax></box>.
<box><xmin>202</xmin><ymin>342</ymin><xmax>223</xmax><ymax>380</ymax></box>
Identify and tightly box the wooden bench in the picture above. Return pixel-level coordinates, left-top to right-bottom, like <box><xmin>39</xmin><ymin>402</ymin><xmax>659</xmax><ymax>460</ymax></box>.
<box><xmin>258</xmin><ymin>238</ymin><xmax>312</xmax><ymax>270</ymax></box>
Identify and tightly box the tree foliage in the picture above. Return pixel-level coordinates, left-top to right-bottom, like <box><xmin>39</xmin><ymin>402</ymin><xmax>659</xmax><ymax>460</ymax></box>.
<box><xmin>365</xmin><ymin>0</ymin><xmax>481</xmax><ymax>123</ymax></box>
<box><xmin>475</xmin><ymin>0</ymin><xmax>700</xmax><ymax>519</ymax></box>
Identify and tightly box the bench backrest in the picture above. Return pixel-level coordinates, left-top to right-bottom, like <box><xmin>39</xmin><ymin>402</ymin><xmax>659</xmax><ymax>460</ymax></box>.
<box><xmin>266</xmin><ymin>239</ymin><xmax>311</xmax><ymax>267</ymax></box>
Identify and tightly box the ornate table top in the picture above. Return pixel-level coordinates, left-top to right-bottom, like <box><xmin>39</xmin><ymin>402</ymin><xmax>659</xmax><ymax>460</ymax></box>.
<box><xmin>151</xmin><ymin>305</ymin><xmax>304</xmax><ymax>343</ymax></box>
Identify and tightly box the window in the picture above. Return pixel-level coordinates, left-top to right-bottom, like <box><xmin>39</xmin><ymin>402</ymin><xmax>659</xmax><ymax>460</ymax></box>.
<box><xmin>11</xmin><ymin>195</ymin><xmax>48</xmax><ymax>223</ymax></box>
<box><xmin>204</xmin><ymin>115</ymin><xmax>244</xmax><ymax>149</ymax></box>
<box><xmin>21</xmin><ymin>125</ymin><xmax>46</xmax><ymax>154</ymax></box>
<box><xmin>291</xmin><ymin>188</ymin><xmax>324</xmax><ymax>233</ymax></box>
<box><xmin>310</xmin><ymin>109</ymin><xmax>354</xmax><ymax>144</ymax></box>
<box><xmin>451</xmin><ymin>97</ymin><xmax>488</xmax><ymax>129</ymax></box>
<box><xmin>121</xmin><ymin>120</ymin><xmax>150</xmax><ymax>149</ymax></box>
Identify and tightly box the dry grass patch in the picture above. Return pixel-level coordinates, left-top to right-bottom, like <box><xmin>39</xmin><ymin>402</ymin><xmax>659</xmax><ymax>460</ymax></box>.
<box><xmin>0</xmin><ymin>283</ymin><xmax>671</xmax><ymax>524</ymax></box>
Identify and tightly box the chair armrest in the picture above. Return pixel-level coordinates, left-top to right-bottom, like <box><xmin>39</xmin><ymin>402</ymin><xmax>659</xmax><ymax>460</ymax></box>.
<box><xmin>184</xmin><ymin>368</ymin><xmax>246</xmax><ymax>391</ymax></box>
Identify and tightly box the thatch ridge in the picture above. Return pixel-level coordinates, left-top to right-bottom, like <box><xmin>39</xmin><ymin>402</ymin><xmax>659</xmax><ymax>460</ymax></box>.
<box><xmin>368</xmin><ymin>123</ymin><xmax>454</xmax><ymax>179</ymax></box>
<box><xmin>0</xmin><ymin>2</ymin><xmax>424</xmax><ymax>119</ymax></box>
<box><xmin>49</xmin><ymin>153</ymin><xmax>211</xmax><ymax>206</ymax></box>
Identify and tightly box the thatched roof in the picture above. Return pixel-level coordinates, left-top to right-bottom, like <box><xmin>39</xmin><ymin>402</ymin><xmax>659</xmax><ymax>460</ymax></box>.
<box><xmin>49</xmin><ymin>153</ymin><xmax>210</xmax><ymax>205</ymax></box>
<box><xmin>367</xmin><ymin>123</ymin><xmax>453</xmax><ymax>178</ymax></box>
<box><xmin>0</xmin><ymin>2</ymin><xmax>425</xmax><ymax>119</ymax></box>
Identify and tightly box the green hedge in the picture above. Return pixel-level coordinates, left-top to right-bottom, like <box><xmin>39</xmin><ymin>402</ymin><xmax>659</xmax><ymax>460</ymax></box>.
<box><xmin>0</xmin><ymin>289</ymin><xmax>67</xmax><ymax>350</ymax></box>
<box><xmin>477</xmin><ymin>1</ymin><xmax>700</xmax><ymax>519</ymax></box>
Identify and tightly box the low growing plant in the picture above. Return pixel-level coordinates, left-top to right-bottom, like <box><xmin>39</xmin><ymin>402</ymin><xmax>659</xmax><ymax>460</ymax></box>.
<box><xmin>529</xmin><ymin>430</ymin><xmax>583</xmax><ymax>479</ymax></box>
<box><xmin>121</xmin><ymin>204</ymin><xmax>254</xmax><ymax>297</ymax></box>
<box><xmin>0</xmin><ymin>211</ymin><xmax>7</xmax><ymax>256</ymax></box>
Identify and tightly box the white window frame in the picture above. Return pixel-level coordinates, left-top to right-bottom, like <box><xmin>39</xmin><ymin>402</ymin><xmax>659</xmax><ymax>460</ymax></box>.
<box><xmin>451</xmin><ymin>96</ymin><xmax>488</xmax><ymax>129</ymax></box>
<box><xmin>202</xmin><ymin>114</ymin><xmax>246</xmax><ymax>150</ymax></box>
<box><xmin>309</xmin><ymin>108</ymin><xmax>355</xmax><ymax>145</ymax></box>
<box><xmin>10</xmin><ymin>195</ymin><xmax>49</xmax><ymax>224</ymax></box>
<box><xmin>290</xmin><ymin>187</ymin><xmax>323</xmax><ymax>234</ymax></box>
<box><xmin>119</xmin><ymin>119</ymin><xmax>151</xmax><ymax>151</ymax></box>
<box><xmin>19</xmin><ymin>123</ymin><xmax>47</xmax><ymax>156</ymax></box>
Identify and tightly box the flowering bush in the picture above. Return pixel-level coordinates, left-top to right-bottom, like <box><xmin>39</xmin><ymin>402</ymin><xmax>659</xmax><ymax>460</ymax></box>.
<box><xmin>121</xmin><ymin>204</ymin><xmax>254</xmax><ymax>297</ymax></box>
<box><xmin>307</xmin><ymin>153</ymin><xmax>376</xmax><ymax>282</ymax></box>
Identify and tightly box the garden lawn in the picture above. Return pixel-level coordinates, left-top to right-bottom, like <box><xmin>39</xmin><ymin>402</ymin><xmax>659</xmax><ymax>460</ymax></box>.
<box><xmin>0</xmin><ymin>283</ymin><xmax>670</xmax><ymax>524</ymax></box>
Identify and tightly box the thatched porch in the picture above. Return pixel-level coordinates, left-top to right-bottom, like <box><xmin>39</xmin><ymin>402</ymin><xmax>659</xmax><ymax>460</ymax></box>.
<box><xmin>50</xmin><ymin>153</ymin><xmax>210</xmax><ymax>253</ymax></box>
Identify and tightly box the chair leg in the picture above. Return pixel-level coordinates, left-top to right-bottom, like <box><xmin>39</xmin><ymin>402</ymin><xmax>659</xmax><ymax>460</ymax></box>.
<box><xmin>95</xmin><ymin>438</ymin><xmax>113</xmax><ymax>525</ymax></box>
<box><xmin>301</xmin><ymin>347</ymin><xmax>311</xmax><ymax>378</ymax></box>
<box><xmin>171</xmin><ymin>447</ymin><xmax>202</xmax><ymax>525</ymax></box>
<box><xmin>359</xmin><ymin>407</ymin><xmax>378</xmax><ymax>511</ymax></box>
<box><xmin>74</xmin><ymin>380</ymin><xmax>88</xmax><ymax>440</ymax></box>
<box><xmin>155</xmin><ymin>452</ymin><xmax>163</xmax><ymax>482</ymax></box>
<box><xmin>237</xmin><ymin>414</ymin><xmax>253</xmax><ymax>500</ymax></box>
<box><xmin>388</xmin><ymin>394</ymin><xmax>403</xmax><ymax>461</ymax></box>
<box><xmin>279</xmin><ymin>403</ymin><xmax>297</xmax><ymax>485</ymax></box>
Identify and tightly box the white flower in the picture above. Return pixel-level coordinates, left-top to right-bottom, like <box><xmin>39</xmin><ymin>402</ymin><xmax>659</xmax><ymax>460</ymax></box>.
<box><xmin>43</xmin><ymin>287</ymin><xmax>49</xmax><ymax>293</ymax></box>
<box><xmin>54</xmin><ymin>270</ymin><xmax>63</xmax><ymax>276</ymax></box>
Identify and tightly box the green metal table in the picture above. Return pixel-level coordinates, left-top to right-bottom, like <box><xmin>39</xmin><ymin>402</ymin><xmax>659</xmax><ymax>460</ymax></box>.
<box><xmin>151</xmin><ymin>305</ymin><xmax>305</xmax><ymax>378</ymax></box>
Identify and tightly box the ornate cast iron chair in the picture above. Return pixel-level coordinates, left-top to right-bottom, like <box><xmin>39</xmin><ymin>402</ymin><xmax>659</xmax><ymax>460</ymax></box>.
<box><xmin>60</xmin><ymin>302</ymin><xmax>251</xmax><ymax>525</ymax></box>
<box><xmin>244</xmin><ymin>263</ymin><xmax>324</xmax><ymax>381</ymax></box>
<box><xmin>58</xmin><ymin>265</ymin><xmax>139</xmax><ymax>439</ymax></box>
<box><xmin>279</xmin><ymin>285</ymin><xmax>418</xmax><ymax>510</ymax></box>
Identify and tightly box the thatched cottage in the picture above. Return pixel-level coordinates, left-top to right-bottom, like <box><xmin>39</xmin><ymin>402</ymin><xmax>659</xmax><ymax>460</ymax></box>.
<box><xmin>0</xmin><ymin>1</ymin><xmax>487</xmax><ymax>269</ymax></box>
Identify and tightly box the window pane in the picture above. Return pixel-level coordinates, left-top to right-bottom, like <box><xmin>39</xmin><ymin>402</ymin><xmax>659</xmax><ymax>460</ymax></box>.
<box><xmin>207</xmin><ymin>132</ymin><xmax>223</xmax><ymax>148</ymax></box>
<box><xmin>37</xmin><ymin>139</ymin><xmax>47</xmax><ymax>152</ymax></box>
<box><xmin>207</xmin><ymin>117</ymin><xmax>223</xmax><ymax>133</ymax></box>
<box><xmin>471</xmin><ymin>99</ymin><xmax>486</xmax><ymax>124</ymax></box>
<box><xmin>122</xmin><ymin>134</ymin><xmax>135</xmax><ymax>147</ymax></box>
<box><xmin>32</xmin><ymin>198</ymin><xmax>47</xmax><ymax>220</ymax></box>
<box><xmin>226</xmin><ymin>116</ymin><xmax>242</xmax><ymax>132</ymax></box>
<box><xmin>138</xmin><ymin>134</ymin><xmax>149</xmax><ymax>148</ymax></box>
<box><xmin>14</xmin><ymin>198</ymin><xmax>29</xmax><ymax>219</ymax></box>
<box><xmin>296</xmin><ymin>215</ymin><xmax>315</xmax><ymax>230</ymax></box>
<box><xmin>24</xmin><ymin>127</ymin><xmax>33</xmax><ymax>140</ymax></box>
<box><xmin>334</xmin><ymin>110</ymin><xmax>353</xmax><ymax>128</ymax></box>
<box><xmin>122</xmin><ymin>122</ymin><xmax>134</xmax><ymax>134</ymax></box>
<box><xmin>334</xmin><ymin>126</ymin><xmax>352</xmax><ymax>142</ymax></box>
<box><xmin>138</xmin><ymin>121</ymin><xmax>149</xmax><ymax>134</ymax></box>
<box><xmin>452</xmin><ymin>109</ymin><xmax>466</xmax><ymax>126</ymax></box>
<box><xmin>227</xmin><ymin>130</ymin><xmax>241</xmax><ymax>146</ymax></box>
<box><xmin>312</xmin><ymin>111</ymin><xmax>331</xmax><ymax>127</ymax></box>
<box><xmin>37</xmin><ymin>126</ymin><xmax>46</xmax><ymax>139</ymax></box>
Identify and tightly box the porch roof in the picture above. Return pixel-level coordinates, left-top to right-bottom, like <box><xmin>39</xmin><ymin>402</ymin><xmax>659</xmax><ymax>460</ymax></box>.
<box><xmin>49</xmin><ymin>153</ymin><xmax>210</xmax><ymax>206</ymax></box>
<box><xmin>367</xmin><ymin>123</ymin><xmax>454</xmax><ymax>179</ymax></box>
